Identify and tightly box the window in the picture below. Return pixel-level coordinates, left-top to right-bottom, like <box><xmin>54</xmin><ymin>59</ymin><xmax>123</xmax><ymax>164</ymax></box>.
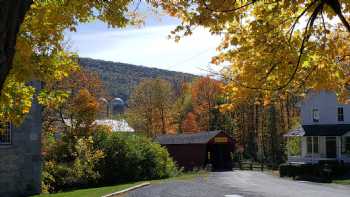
<box><xmin>344</xmin><ymin>137</ymin><xmax>350</xmax><ymax>154</ymax></box>
<box><xmin>338</xmin><ymin>107</ymin><xmax>344</xmax><ymax>121</ymax></box>
<box><xmin>313</xmin><ymin>108</ymin><xmax>319</xmax><ymax>122</ymax></box>
<box><xmin>307</xmin><ymin>136</ymin><xmax>319</xmax><ymax>154</ymax></box>
<box><xmin>0</xmin><ymin>122</ymin><xmax>11</xmax><ymax>145</ymax></box>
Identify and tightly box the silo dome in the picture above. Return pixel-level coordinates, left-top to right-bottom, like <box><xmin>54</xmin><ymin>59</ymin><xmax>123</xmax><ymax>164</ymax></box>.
<box><xmin>99</xmin><ymin>97</ymin><xmax>108</xmax><ymax>103</ymax></box>
<box><xmin>108</xmin><ymin>98</ymin><xmax>125</xmax><ymax>115</ymax></box>
<box><xmin>111</xmin><ymin>98</ymin><xmax>125</xmax><ymax>106</ymax></box>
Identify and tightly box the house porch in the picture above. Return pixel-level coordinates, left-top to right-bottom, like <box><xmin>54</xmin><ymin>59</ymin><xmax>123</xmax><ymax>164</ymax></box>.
<box><xmin>285</xmin><ymin>126</ymin><xmax>350</xmax><ymax>164</ymax></box>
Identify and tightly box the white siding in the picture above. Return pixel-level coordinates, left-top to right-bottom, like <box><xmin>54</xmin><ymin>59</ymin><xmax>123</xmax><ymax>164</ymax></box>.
<box><xmin>342</xmin><ymin>105</ymin><xmax>350</xmax><ymax>123</ymax></box>
<box><xmin>288</xmin><ymin>91</ymin><xmax>350</xmax><ymax>164</ymax></box>
<box><xmin>289</xmin><ymin>136</ymin><xmax>349</xmax><ymax>163</ymax></box>
<box><xmin>301</xmin><ymin>91</ymin><xmax>350</xmax><ymax>125</ymax></box>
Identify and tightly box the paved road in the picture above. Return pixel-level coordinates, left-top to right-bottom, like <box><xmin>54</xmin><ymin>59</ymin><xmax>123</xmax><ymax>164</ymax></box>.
<box><xmin>126</xmin><ymin>171</ymin><xmax>350</xmax><ymax>197</ymax></box>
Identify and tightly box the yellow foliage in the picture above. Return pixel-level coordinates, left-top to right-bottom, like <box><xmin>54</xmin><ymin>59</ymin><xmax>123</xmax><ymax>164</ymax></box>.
<box><xmin>1</xmin><ymin>0</ymin><xmax>139</xmax><ymax>123</ymax></box>
<box><xmin>156</xmin><ymin>0</ymin><xmax>350</xmax><ymax>105</ymax></box>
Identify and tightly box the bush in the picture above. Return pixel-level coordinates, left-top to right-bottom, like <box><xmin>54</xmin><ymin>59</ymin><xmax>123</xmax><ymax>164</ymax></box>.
<box><xmin>279</xmin><ymin>162</ymin><xmax>347</xmax><ymax>182</ymax></box>
<box><xmin>279</xmin><ymin>164</ymin><xmax>317</xmax><ymax>178</ymax></box>
<box><xmin>42</xmin><ymin>126</ymin><xmax>179</xmax><ymax>193</ymax></box>
<box><xmin>42</xmin><ymin>137</ymin><xmax>105</xmax><ymax>193</ymax></box>
<box><xmin>97</xmin><ymin>133</ymin><xmax>179</xmax><ymax>184</ymax></box>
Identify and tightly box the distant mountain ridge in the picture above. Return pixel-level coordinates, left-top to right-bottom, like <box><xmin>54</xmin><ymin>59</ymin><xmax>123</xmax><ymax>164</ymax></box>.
<box><xmin>79</xmin><ymin>58</ymin><xmax>197</xmax><ymax>101</ymax></box>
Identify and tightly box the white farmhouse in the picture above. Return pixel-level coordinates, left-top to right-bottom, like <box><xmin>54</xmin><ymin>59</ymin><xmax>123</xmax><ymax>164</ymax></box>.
<box><xmin>285</xmin><ymin>91</ymin><xmax>350</xmax><ymax>164</ymax></box>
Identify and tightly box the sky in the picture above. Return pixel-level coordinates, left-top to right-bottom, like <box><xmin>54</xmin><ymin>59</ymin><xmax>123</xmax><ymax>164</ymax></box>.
<box><xmin>64</xmin><ymin>5</ymin><xmax>223</xmax><ymax>75</ymax></box>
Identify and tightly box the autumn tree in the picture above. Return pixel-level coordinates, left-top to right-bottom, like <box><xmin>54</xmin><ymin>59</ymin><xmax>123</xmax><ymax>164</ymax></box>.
<box><xmin>4</xmin><ymin>0</ymin><xmax>345</xmax><ymax>92</ymax></box>
<box><xmin>127</xmin><ymin>79</ymin><xmax>174</xmax><ymax>137</ymax></box>
<box><xmin>42</xmin><ymin>69</ymin><xmax>107</xmax><ymax>138</ymax></box>
<box><xmin>154</xmin><ymin>0</ymin><xmax>350</xmax><ymax>104</ymax></box>
<box><xmin>180</xmin><ymin>112</ymin><xmax>199</xmax><ymax>132</ymax></box>
<box><xmin>229</xmin><ymin>93</ymin><xmax>300</xmax><ymax>163</ymax></box>
<box><xmin>41</xmin><ymin>72</ymin><xmax>108</xmax><ymax>193</ymax></box>
<box><xmin>172</xmin><ymin>82</ymin><xmax>194</xmax><ymax>132</ymax></box>
<box><xmin>191</xmin><ymin>76</ymin><xmax>223</xmax><ymax>131</ymax></box>
<box><xmin>211</xmin><ymin>96</ymin><xmax>236</xmax><ymax>135</ymax></box>
<box><xmin>3</xmin><ymin>1</ymin><xmax>350</xmax><ymax>125</ymax></box>
<box><xmin>173</xmin><ymin>77</ymin><xmax>235</xmax><ymax>134</ymax></box>
<box><xmin>153</xmin><ymin>0</ymin><xmax>350</xmax><ymax>161</ymax></box>
<box><xmin>0</xmin><ymin>0</ymin><xmax>140</xmax><ymax>124</ymax></box>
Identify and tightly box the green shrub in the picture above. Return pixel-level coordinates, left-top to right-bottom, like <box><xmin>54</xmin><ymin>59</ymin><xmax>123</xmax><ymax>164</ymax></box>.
<box><xmin>286</xmin><ymin>137</ymin><xmax>301</xmax><ymax>156</ymax></box>
<box><xmin>42</xmin><ymin>126</ymin><xmax>178</xmax><ymax>193</ymax></box>
<box><xmin>42</xmin><ymin>137</ymin><xmax>104</xmax><ymax>192</ymax></box>
<box><xmin>97</xmin><ymin>133</ymin><xmax>179</xmax><ymax>184</ymax></box>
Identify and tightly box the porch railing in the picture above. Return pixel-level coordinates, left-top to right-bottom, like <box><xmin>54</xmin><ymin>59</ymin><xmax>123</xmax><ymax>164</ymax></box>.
<box><xmin>288</xmin><ymin>156</ymin><xmax>338</xmax><ymax>164</ymax></box>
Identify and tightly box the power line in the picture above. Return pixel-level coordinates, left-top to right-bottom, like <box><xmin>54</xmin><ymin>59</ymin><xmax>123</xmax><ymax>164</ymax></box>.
<box><xmin>170</xmin><ymin>47</ymin><xmax>214</xmax><ymax>68</ymax></box>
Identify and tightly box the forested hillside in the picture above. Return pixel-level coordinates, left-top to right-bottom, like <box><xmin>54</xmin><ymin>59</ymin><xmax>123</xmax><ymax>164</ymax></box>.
<box><xmin>79</xmin><ymin>58</ymin><xmax>196</xmax><ymax>101</ymax></box>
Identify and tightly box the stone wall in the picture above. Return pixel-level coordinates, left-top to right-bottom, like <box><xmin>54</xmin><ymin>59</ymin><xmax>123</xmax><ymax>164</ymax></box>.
<box><xmin>0</xmin><ymin>82</ymin><xmax>42</xmax><ymax>197</ymax></box>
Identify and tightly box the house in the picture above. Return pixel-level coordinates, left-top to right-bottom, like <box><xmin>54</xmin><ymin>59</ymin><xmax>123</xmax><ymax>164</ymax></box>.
<box><xmin>0</xmin><ymin>82</ymin><xmax>42</xmax><ymax>197</ymax></box>
<box><xmin>285</xmin><ymin>91</ymin><xmax>350</xmax><ymax>164</ymax></box>
<box><xmin>156</xmin><ymin>131</ymin><xmax>235</xmax><ymax>171</ymax></box>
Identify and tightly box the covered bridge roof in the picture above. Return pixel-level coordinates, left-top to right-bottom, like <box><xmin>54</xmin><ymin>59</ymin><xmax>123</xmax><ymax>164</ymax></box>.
<box><xmin>284</xmin><ymin>124</ymin><xmax>350</xmax><ymax>137</ymax></box>
<box><xmin>156</xmin><ymin>131</ymin><xmax>231</xmax><ymax>145</ymax></box>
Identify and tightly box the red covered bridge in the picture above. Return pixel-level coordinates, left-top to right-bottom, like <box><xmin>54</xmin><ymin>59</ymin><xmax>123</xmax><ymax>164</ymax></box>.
<box><xmin>156</xmin><ymin>131</ymin><xmax>235</xmax><ymax>171</ymax></box>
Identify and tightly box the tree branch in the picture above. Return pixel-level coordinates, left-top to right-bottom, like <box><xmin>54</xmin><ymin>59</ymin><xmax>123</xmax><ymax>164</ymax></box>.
<box><xmin>202</xmin><ymin>0</ymin><xmax>257</xmax><ymax>13</ymax></box>
<box><xmin>288</xmin><ymin>0</ymin><xmax>317</xmax><ymax>42</ymax></box>
<box><xmin>325</xmin><ymin>0</ymin><xmax>350</xmax><ymax>32</ymax></box>
<box><xmin>276</xmin><ymin>1</ymin><xmax>324</xmax><ymax>91</ymax></box>
<box><xmin>0</xmin><ymin>0</ymin><xmax>33</xmax><ymax>95</ymax></box>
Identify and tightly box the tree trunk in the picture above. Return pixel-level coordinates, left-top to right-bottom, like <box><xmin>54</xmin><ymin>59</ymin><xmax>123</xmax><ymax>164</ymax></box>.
<box><xmin>0</xmin><ymin>0</ymin><xmax>32</xmax><ymax>94</ymax></box>
<box><xmin>160</xmin><ymin>106</ymin><xmax>166</xmax><ymax>134</ymax></box>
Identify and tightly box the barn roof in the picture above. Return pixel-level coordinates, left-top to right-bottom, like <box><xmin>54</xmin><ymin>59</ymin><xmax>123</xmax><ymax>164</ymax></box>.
<box><xmin>156</xmin><ymin>131</ymin><xmax>226</xmax><ymax>145</ymax></box>
<box><xmin>284</xmin><ymin>124</ymin><xmax>350</xmax><ymax>137</ymax></box>
<box><xmin>94</xmin><ymin>119</ymin><xmax>134</xmax><ymax>132</ymax></box>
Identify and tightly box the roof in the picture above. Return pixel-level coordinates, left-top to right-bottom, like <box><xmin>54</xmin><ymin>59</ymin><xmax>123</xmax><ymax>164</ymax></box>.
<box><xmin>285</xmin><ymin>124</ymin><xmax>350</xmax><ymax>137</ymax></box>
<box><xmin>156</xmin><ymin>131</ymin><xmax>227</xmax><ymax>145</ymax></box>
<box><xmin>284</xmin><ymin>127</ymin><xmax>305</xmax><ymax>137</ymax></box>
<box><xmin>63</xmin><ymin>119</ymin><xmax>134</xmax><ymax>132</ymax></box>
<box><xmin>95</xmin><ymin>119</ymin><xmax>134</xmax><ymax>132</ymax></box>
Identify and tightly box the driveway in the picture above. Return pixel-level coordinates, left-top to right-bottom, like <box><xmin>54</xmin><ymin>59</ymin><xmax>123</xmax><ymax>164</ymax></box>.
<box><xmin>126</xmin><ymin>171</ymin><xmax>350</xmax><ymax>197</ymax></box>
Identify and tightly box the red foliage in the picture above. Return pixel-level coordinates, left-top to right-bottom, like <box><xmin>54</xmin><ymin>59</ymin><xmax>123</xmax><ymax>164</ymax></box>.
<box><xmin>181</xmin><ymin>112</ymin><xmax>199</xmax><ymax>133</ymax></box>
<box><xmin>191</xmin><ymin>76</ymin><xmax>222</xmax><ymax>131</ymax></box>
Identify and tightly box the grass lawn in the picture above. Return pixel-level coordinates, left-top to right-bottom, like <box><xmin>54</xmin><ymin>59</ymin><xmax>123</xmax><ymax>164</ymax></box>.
<box><xmin>31</xmin><ymin>181</ymin><xmax>144</xmax><ymax>197</ymax></box>
<box><xmin>333</xmin><ymin>179</ymin><xmax>350</xmax><ymax>185</ymax></box>
<box><xmin>32</xmin><ymin>171</ymin><xmax>208</xmax><ymax>197</ymax></box>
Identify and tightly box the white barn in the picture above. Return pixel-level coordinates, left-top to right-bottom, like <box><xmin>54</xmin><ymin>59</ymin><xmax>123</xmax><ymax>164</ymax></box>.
<box><xmin>62</xmin><ymin>119</ymin><xmax>134</xmax><ymax>132</ymax></box>
<box><xmin>94</xmin><ymin>119</ymin><xmax>134</xmax><ymax>132</ymax></box>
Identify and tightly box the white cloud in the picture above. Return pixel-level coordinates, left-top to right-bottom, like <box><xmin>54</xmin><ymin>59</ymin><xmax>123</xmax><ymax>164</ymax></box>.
<box><xmin>66</xmin><ymin>24</ymin><xmax>223</xmax><ymax>75</ymax></box>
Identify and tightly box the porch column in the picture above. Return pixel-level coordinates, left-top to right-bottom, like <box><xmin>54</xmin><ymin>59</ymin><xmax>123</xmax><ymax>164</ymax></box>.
<box><xmin>311</xmin><ymin>136</ymin><xmax>314</xmax><ymax>164</ymax></box>
<box><xmin>337</xmin><ymin>136</ymin><xmax>342</xmax><ymax>160</ymax></box>
<box><xmin>287</xmin><ymin>137</ymin><xmax>290</xmax><ymax>158</ymax></box>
